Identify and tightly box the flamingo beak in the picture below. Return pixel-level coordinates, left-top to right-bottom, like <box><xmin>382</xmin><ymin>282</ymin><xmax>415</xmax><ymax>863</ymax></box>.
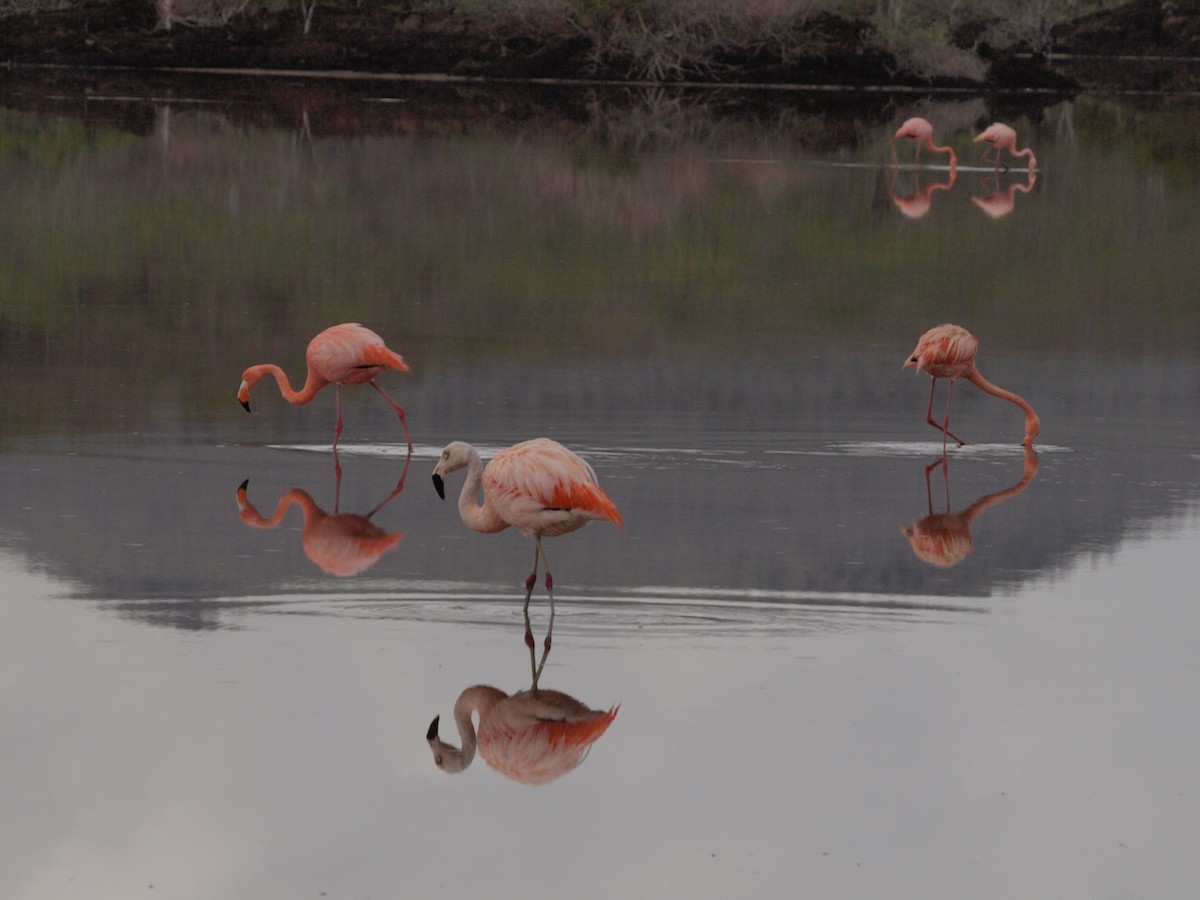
<box><xmin>238</xmin><ymin>378</ymin><xmax>252</xmax><ymax>412</ymax></box>
<box><xmin>426</xmin><ymin>715</ymin><xmax>441</xmax><ymax>741</ymax></box>
<box><xmin>432</xmin><ymin>473</ymin><xmax>445</xmax><ymax>500</ymax></box>
<box><xmin>240</xmin><ymin>399</ymin><xmax>251</xmax><ymax>412</ymax></box>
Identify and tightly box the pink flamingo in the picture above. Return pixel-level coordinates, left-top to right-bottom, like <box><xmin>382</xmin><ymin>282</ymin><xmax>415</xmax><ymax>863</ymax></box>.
<box><xmin>891</xmin><ymin>117</ymin><xmax>957</xmax><ymax>169</ymax></box>
<box><xmin>236</xmin><ymin>454</ymin><xmax>409</xmax><ymax>576</ymax></box>
<box><xmin>904</xmin><ymin>323</ymin><xmax>1041</xmax><ymax>448</ymax></box>
<box><xmin>427</xmin><ymin>685</ymin><xmax>618</xmax><ymax>785</ymax></box>
<box><xmin>432</xmin><ymin>438</ymin><xmax>624</xmax><ymax>684</ymax></box>
<box><xmin>903</xmin><ymin>446</ymin><xmax>1039</xmax><ymax>567</ymax></box>
<box><xmin>237</xmin><ymin>323</ymin><xmax>412</xmax><ymax>450</ymax></box>
<box><xmin>974</xmin><ymin>123</ymin><xmax>1037</xmax><ymax>170</ymax></box>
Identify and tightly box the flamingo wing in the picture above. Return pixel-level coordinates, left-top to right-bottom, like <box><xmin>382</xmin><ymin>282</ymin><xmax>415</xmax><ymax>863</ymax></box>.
<box><xmin>307</xmin><ymin>323</ymin><xmax>410</xmax><ymax>384</ymax></box>
<box><xmin>485</xmin><ymin>439</ymin><xmax>624</xmax><ymax>528</ymax></box>
<box><xmin>906</xmin><ymin>323</ymin><xmax>978</xmax><ymax>379</ymax></box>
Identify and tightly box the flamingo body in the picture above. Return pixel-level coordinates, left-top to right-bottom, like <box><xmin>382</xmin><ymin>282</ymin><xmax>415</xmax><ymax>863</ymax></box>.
<box><xmin>904</xmin><ymin>323</ymin><xmax>1040</xmax><ymax>447</ymax></box>
<box><xmin>974</xmin><ymin>123</ymin><xmax>1037</xmax><ymax>170</ymax></box>
<box><xmin>237</xmin><ymin>323</ymin><xmax>412</xmax><ymax>449</ymax></box>
<box><xmin>428</xmin><ymin>685</ymin><xmax>618</xmax><ymax>785</ymax></box>
<box><xmin>891</xmin><ymin>117</ymin><xmax>957</xmax><ymax>168</ymax></box>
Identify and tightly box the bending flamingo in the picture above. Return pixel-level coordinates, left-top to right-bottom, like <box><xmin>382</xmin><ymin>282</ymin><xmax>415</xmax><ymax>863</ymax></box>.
<box><xmin>427</xmin><ymin>685</ymin><xmax>618</xmax><ymax>785</ymax></box>
<box><xmin>903</xmin><ymin>446</ymin><xmax>1039</xmax><ymax>567</ymax></box>
<box><xmin>904</xmin><ymin>323</ymin><xmax>1040</xmax><ymax>448</ymax></box>
<box><xmin>891</xmin><ymin>117</ymin><xmax>957</xmax><ymax>169</ymax></box>
<box><xmin>237</xmin><ymin>323</ymin><xmax>412</xmax><ymax>450</ymax></box>
<box><xmin>432</xmin><ymin>438</ymin><xmax>624</xmax><ymax>684</ymax></box>
<box><xmin>974</xmin><ymin>123</ymin><xmax>1037</xmax><ymax>170</ymax></box>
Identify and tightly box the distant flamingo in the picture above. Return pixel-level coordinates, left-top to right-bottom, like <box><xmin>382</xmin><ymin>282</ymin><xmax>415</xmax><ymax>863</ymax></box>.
<box><xmin>237</xmin><ymin>323</ymin><xmax>413</xmax><ymax>450</ymax></box>
<box><xmin>891</xmin><ymin>117</ymin><xmax>957</xmax><ymax>169</ymax></box>
<box><xmin>972</xmin><ymin>170</ymin><xmax>1037</xmax><ymax>219</ymax></box>
<box><xmin>236</xmin><ymin>454</ymin><xmax>409</xmax><ymax>576</ymax></box>
<box><xmin>903</xmin><ymin>446</ymin><xmax>1039</xmax><ymax>567</ymax></box>
<box><xmin>432</xmin><ymin>438</ymin><xmax>624</xmax><ymax>684</ymax></box>
<box><xmin>974</xmin><ymin>123</ymin><xmax>1037</xmax><ymax>170</ymax></box>
<box><xmin>904</xmin><ymin>323</ymin><xmax>1040</xmax><ymax>448</ymax></box>
<box><xmin>427</xmin><ymin>684</ymin><xmax>618</xmax><ymax>785</ymax></box>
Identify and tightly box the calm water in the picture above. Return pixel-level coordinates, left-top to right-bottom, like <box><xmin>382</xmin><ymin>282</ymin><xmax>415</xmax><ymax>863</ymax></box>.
<box><xmin>2</xmin><ymin>72</ymin><xmax>1200</xmax><ymax>899</ymax></box>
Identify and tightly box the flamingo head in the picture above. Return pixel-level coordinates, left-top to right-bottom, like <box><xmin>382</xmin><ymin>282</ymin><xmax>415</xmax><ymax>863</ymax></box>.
<box><xmin>1022</xmin><ymin>413</ymin><xmax>1041</xmax><ymax>448</ymax></box>
<box><xmin>426</xmin><ymin>715</ymin><xmax>472</xmax><ymax>774</ymax></box>
<box><xmin>237</xmin><ymin>367</ymin><xmax>264</xmax><ymax>412</ymax></box>
<box><xmin>431</xmin><ymin>441</ymin><xmax>476</xmax><ymax>500</ymax></box>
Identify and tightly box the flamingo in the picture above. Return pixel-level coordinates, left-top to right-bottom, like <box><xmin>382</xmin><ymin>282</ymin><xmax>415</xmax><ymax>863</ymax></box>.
<box><xmin>974</xmin><ymin>123</ymin><xmax>1037</xmax><ymax>170</ymax></box>
<box><xmin>427</xmin><ymin>684</ymin><xmax>618</xmax><ymax>785</ymax></box>
<box><xmin>432</xmin><ymin>438</ymin><xmax>624</xmax><ymax>684</ymax></box>
<box><xmin>236</xmin><ymin>454</ymin><xmax>409</xmax><ymax>576</ymax></box>
<box><xmin>904</xmin><ymin>323</ymin><xmax>1041</xmax><ymax>448</ymax></box>
<box><xmin>237</xmin><ymin>323</ymin><xmax>413</xmax><ymax>450</ymax></box>
<box><xmin>891</xmin><ymin>117</ymin><xmax>957</xmax><ymax>169</ymax></box>
<box><xmin>903</xmin><ymin>446</ymin><xmax>1039</xmax><ymax>567</ymax></box>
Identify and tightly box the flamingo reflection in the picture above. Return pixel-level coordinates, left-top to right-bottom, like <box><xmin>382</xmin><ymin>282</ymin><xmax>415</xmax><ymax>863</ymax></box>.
<box><xmin>890</xmin><ymin>165</ymin><xmax>957</xmax><ymax>220</ymax></box>
<box><xmin>903</xmin><ymin>447</ymin><xmax>1039</xmax><ymax>567</ymax></box>
<box><xmin>427</xmin><ymin>635</ymin><xmax>618</xmax><ymax>786</ymax></box>
<box><xmin>972</xmin><ymin>169</ymin><xmax>1037</xmax><ymax>219</ymax></box>
<box><xmin>236</xmin><ymin>452</ymin><xmax>410</xmax><ymax>576</ymax></box>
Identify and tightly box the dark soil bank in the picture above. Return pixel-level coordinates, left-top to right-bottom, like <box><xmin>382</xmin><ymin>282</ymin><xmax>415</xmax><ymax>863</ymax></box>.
<box><xmin>0</xmin><ymin>0</ymin><xmax>1197</xmax><ymax>92</ymax></box>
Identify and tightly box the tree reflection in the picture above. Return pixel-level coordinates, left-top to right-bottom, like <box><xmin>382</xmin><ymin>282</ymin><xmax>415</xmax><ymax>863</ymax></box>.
<box><xmin>235</xmin><ymin>450</ymin><xmax>410</xmax><ymax>576</ymax></box>
<box><xmin>902</xmin><ymin>447</ymin><xmax>1039</xmax><ymax>568</ymax></box>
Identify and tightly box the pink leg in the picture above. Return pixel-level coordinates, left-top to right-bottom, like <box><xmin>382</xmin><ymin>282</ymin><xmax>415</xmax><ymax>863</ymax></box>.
<box><xmin>364</xmin><ymin>448</ymin><xmax>412</xmax><ymax>519</ymax></box>
<box><xmin>369</xmin><ymin>381</ymin><xmax>413</xmax><ymax>450</ymax></box>
<box><xmin>333</xmin><ymin>385</ymin><xmax>345</xmax><ymax>451</ymax></box>
<box><xmin>924</xmin><ymin>378</ymin><xmax>967</xmax><ymax>446</ymax></box>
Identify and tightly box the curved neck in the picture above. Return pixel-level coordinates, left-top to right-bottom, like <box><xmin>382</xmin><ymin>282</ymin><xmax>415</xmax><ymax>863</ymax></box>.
<box><xmin>252</xmin><ymin>363</ymin><xmax>327</xmax><ymax>406</ymax></box>
<box><xmin>961</xmin><ymin>448</ymin><xmax>1040</xmax><ymax>524</ymax></box>
<box><xmin>1013</xmin><ymin>146</ymin><xmax>1036</xmax><ymax>167</ymax></box>
<box><xmin>968</xmin><ymin>370</ymin><xmax>1040</xmax><ymax>445</ymax></box>
<box><xmin>238</xmin><ymin>488</ymin><xmax>322</xmax><ymax>530</ymax></box>
<box><xmin>457</xmin><ymin>448</ymin><xmax>509</xmax><ymax>534</ymax></box>
<box><xmin>926</xmin><ymin>140</ymin><xmax>957</xmax><ymax>168</ymax></box>
<box><xmin>450</xmin><ymin>685</ymin><xmax>508</xmax><ymax>766</ymax></box>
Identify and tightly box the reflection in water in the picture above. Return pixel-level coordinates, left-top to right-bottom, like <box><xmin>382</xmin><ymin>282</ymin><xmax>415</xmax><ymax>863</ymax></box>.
<box><xmin>426</xmin><ymin>625</ymin><xmax>618</xmax><ymax>785</ymax></box>
<box><xmin>889</xmin><ymin>164</ymin><xmax>958</xmax><ymax>220</ymax></box>
<box><xmin>236</xmin><ymin>452</ymin><xmax>411</xmax><ymax>576</ymax></box>
<box><xmin>974</xmin><ymin>122</ymin><xmax>1038</xmax><ymax>171</ymax></box>
<box><xmin>237</xmin><ymin>323</ymin><xmax>414</xmax><ymax>451</ymax></box>
<box><xmin>904</xmin><ymin>323</ymin><xmax>1042</xmax><ymax>448</ymax></box>
<box><xmin>972</xmin><ymin>170</ymin><xmax>1037</xmax><ymax>219</ymax></box>
<box><xmin>432</xmin><ymin>439</ymin><xmax>625</xmax><ymax>683</ymax></box>
<box><xmin>903</xmin><ymin>447</ymin><xmax>1039</xmax><ymax>567</ymax></box>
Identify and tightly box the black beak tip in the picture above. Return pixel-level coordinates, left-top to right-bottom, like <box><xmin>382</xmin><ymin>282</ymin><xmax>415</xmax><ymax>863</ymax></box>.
<box><xmin>240</xmin><ymin>399</ymin><xmax>251</xmax><ymax>413</ymax></box>
<box><xmin>432</xmin><ymin>473</ymin><xmax>445</xmax><ymax>500</ymax></box>
<box><xmin>237</xmin><ymin>479</ymin><xmax>249</xmax><ymax>492</ymax></box>
<box><xmin>427</xmin><ymin>715</ymin><xmax>440</xmax><ymax>741</ymax></box>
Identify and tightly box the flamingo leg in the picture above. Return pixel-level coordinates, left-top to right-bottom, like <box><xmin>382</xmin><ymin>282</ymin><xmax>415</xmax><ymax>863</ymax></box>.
<box><xmin>364</xmin><ymin>447</ymin><xmax>413</xmax><ymax>519</ymax></box>
<box><xmin>523</xmin><ymin>542</ymin><xmax>540</xmax><ymax>683</ymax></box>
<box><xmin>369</xmin><ymin>381</ymin><xmax>413</xmax><ymax>450</ymax></box>
<box><xmin>333</xmin><ymin>384</ymin><xmax>345</xmax><ymax>451</ymax></box>
<box><xmin>333</xmin><ymin>447</ymin><xmax>343</xmax><ymax>513</ymax></box>
<box><xmin>921</xmin><ymin>376</ymin><xmax>969</xmax><ymax>448</ymax></box>
<box><xmin>531</xmin><ymin>538</ymin><xmax>555</xmax><ymax>689</ymax></box>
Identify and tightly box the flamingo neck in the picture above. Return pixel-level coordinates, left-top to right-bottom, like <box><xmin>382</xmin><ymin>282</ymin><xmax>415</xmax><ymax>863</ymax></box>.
<box><xmin>927</xmin><ymin>140</ymin><xmax>957</xmax><ymax>168</ymax></box>
<box><xmin>238</xmin><ymin>488</ymin><xmax>321</xmax><ymax>530</ymax></box>
<box><xmin>968</xmin><ymin>370</ymin><xmax>1040</xmax><ymax>446</ymax></box>
<box><xmin>1014</xmin><ymin>146</ymin><xmax>1037</xmax><ymax>167</ymax></box>
<box><xmin>450</xmin><ymin>685</ymin><xmax>508</xmax><ymax>765</ymax></box>
<box><xmin>253</xmin><ymin>363</ymin><xmax>328</xmax><ymax>406</ymax></box>
<box><xmin>456</xmin><ymin>448</ymin><xmax>509</xmax><ymax>534</ymax></box>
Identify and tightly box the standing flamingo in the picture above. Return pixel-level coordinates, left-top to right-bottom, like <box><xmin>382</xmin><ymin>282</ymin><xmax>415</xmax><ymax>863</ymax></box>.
<box><xmin>427</xmin><ymin>684</ymin><xmax>618</xmax><ymax>785</ymax></box>
<box><xmin>432</xmin><ymin>438</ymin><xmax>624</xmax><ymax>684</ymax></box>
<box><xmin>237</xmin><ymin>323</ymin><xmax>413</xmax><ymax>450</ymax></box>
<box><xmin>891</xmin><ymin>117</ymin><xmax>957</xmax><ymax>169</ymax></box>
<box><xmin>904</xmin><ymin>323</ymin><xmax>1040</xmax><ymax>448</ymax></box>
<box><xmin>974</xmin><ymin>123</ymin><xmax>1037</xmax><ymax>170</ymax></box>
